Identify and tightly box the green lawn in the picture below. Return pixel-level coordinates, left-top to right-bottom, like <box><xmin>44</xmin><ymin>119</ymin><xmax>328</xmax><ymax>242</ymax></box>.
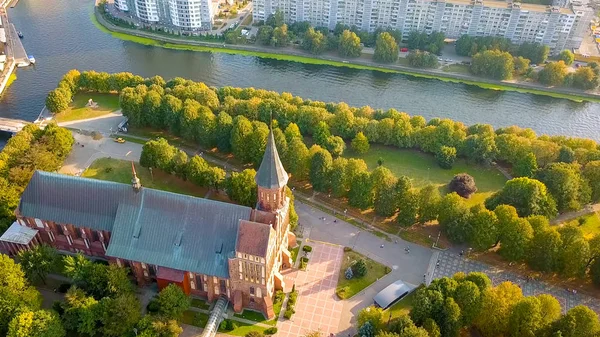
<box><xmin>346</xmin><ymin>144</ymin><xmax>507</xmax><ymax>192</ymax></box>
<box><xmin>81</xmin><ymin>158</ymin><xmax>210</xmax><ymax>198</ymax></box>
<box><xmin>54</xmin><ymin>93</ymin><xmax>120</xmax><ymax>122</ymax></box>
<box><xmin>181</xmin><ymin>310</ymin><xmax>209</xmax><ymax>328</ymax></box>
<box><xmin>219</xmin><ymin>320</ymin><xmax>269</xmax><ymax>336</ymax></box>
<box><xmin>190</xmin><ymin>298</ymin><xmax>210</xmax><ymax>310</ymax></box>
<box><xmin>568</xmin><ymin>212</ymin><xmax>600</xmax><ymax>240</ymax></box>
<box><xmin>385</xmin><ymin>286</ymin><xmax>421</xmax><ymax>320</ymax></box>
<box><xmin>442</xmin><ymin>64</ymin><xmax>471</xmax><ymax>75</ymax></box>
<box><xmin>233</xmin><ymin>309</ymin><xmax>277</xmax><ymax>326</ymax></box>
<box><xmin>336</xmin><ymin>249</ymin><xmax>390</xmax><ymax>300</ymax></box>
<box><xmin>290</xmin><ymin>240</ymin><xmax>302</xmax><ymax>265</ymax></box>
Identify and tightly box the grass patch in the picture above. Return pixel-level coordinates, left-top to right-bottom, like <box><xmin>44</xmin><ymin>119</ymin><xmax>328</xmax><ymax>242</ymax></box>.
<box><xmin>385</xmin><ymin>285</ymin><xmax>421</xmax><ymax>319</ymax></box>
<box><xmin>54</xmin><ymin>93</ymin><xmax>120</xmax><ymax>122</ymax></box>
<box><xmin>5</xmin><ymin>72</ymin><xmax>16</xmax><ymax>90</ymax></box>
<box><xmin>290</xmin><ymin>240</ymin><xmax>301</xmax><ymax>265</ymax></box>
<box><xmin>81</xmin><ymin>157</ymin><xmax>210</xmax><ymax>198</ymax></box>
<box><xmin>233</xmin><ymin>309</ymin><xmax>277</xmax><ymax>326</ymax></box>
<box><xmin>568</xmin><ymin>212</ymin><xmax>600</xmax><ymax>240</ymax></box>
<box><xmin>336</xmin><ymin>249</ymin><xmax>390</xmax><ymax>299</ymax></box>
<box><xmin>442</xmin><ymin>64</ymin><xmax>471</xmax><ymax>75</ymax></box>
<box><xmin>190</xmin><ymin>298</ymin><xmax>210</xmax><ymax>310</ymax></box>
<box><xmin>181</xmin><ymin>310</ymin><xmax>209</xmax><ymax>328</ymax></box>
<box><xmin>218</xmin><ymin>320</ymin><xmax>269</xmax><ymax>336</ymax></box>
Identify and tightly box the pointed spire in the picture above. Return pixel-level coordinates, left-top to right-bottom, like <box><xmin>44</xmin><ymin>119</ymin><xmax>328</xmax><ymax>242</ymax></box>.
<box><xmin>131</xmin><ymin>161</ymin><xmax>141</xmax><ymax>192</ymax></box>
<box><xmin>255</xmin><ymin>128</ymin><xmax>288</xmax><ymax>189</ymax></box>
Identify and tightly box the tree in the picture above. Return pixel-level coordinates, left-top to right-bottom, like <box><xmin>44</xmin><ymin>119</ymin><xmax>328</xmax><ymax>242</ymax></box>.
<box><xmin>372</xmin><ymin>167</ymin><xmax>398</xmax><ymax>217</ymax></box>
<box><xmin>7</xmin><ymin>310</ymin><xmax>65</xmax><ymax>337</ymax></box>
<box><xmin>358</xmin><ymin>306</ymin><xmax>384</xmax><ymax>330</ymax></box>
<box><xmin>438</xmin><ymin>193</ymin><xmax>471</xmax><ymax>243</ymax></box>
<box><xmin>140</xmin><ymin>138</ymin><xmax>177</xmax><ymax>172</ymax></box>
<box><xmin>359</xmin><ymin>321</ymin><xmax>375</xmax><ymax>337</ymax></box>
<box><xmin>137</xmin><ymin>316</ymin><xmax>183</xmax><ymax>337</ymax></box>
<box><xmin>417</xmin><ymin>185</ymin><xmax>441</xmax><ymax>224</ymax></box>
<box><xmin>256</xmin><ymin>26</ymin><xmax>274</xmax><ymax>45</ymax></box>
<box><xmin>348</xmin><ymin>171</ymin><xmax>373</xmax><ymax>209</ymax></box>
<box><xmin>498</xmin><ymin>217</ymin><xmax>533</xmax><ymax>261</ymax></box>
<box><xmin>572</xmin><ymin>66</ymin><xmax>599</xmax><ymax>90</ymax></box>
<box><xmin>467</xmin><ymin>207</ymin><xmax>498</xmax><ymax>251</ymax></box>
<box><xmin>265</xmin><ymin>9</ymin><xmax>284</xmax><ymax>27</ymax></box>
<box><xmin>536</xmin><ymin>163</ymin><xmax>591</xmax><ymax>212</ymax></box>
<box><xmin>406</xmin><ymin>50</ymin><xmax>439</xmax><ymax>68</ymax></box>
<box><xmin>231</xmin><ymin>116</ymin><xmax>254</xmax><ymax>163</ymax></box>
<box><xmin>448</xmin><ymin>173</ymin><xmax>477</xmax><ymax>198</ymax></box>
<box><xmin>45</xmin><ymin>88</ymin><xmax>71</xmax><ymax>113</ymax></box>
<box><xmin>554</xmin><ymin>305</ymin><xmax>600</xmax><ymax>337</ymax></box>
<box><xmin>17</xmin><ymin>244</ymin><xmax>57</xmax><ymax>285</ymax></box>
<box><xmin>410</xmin><ymin>288</ymin><xmax>445</xmax><ymax>326</ymax></box>
<box><xmin>513</xmin><ymin>56</ymin><xmax>531</xmax><ymax>76</ymax></box>
<box><xmin>558</xmin><ymin>50</ymin><xmax>575</xmax><ymax>65</ymax></box>
<box><xmin>351</xmin><ymin>132</ymin><xmax>370</xmax><ymax>154</ymax></box>
<box><xmin>157</xmin><ymin>284</ymin><xmax>190</xmax><ymax>319</ymax></box>
<box><xmin>99</xmin><ymin>294</ymin><xmax>141</xmax><ymax>337</ymax></box>
<box><xmin>374</xmin><ymin>32</ymin><xmax>399</xmax><ymax>63</ymax></box>
<box><xmin>439</xmin><ymin>297</ymin><xmax>461</xmax><ymax>337</ymax></box>
<box><xmin>247</xmin><ymin>121</ymin><xmax>270</xmax><ymax>167</ymax></box>
<box><xmin>453</xmin><ymin>281</ymin><xmax>481</xmax><ymax>326</ymax></box>
<box><xmin>302</xmin><ymin>27</ymin><xmax>327</xmax><ymax>55</ymax></box>
<box><xmin>436</xmin><ymin>146</ymin><xmax>456</xmax><ymax>169</ymax></box>
<box><xmin>485</xmin><ymin>177</ymin><xmax>557</xmax><ymax>217</ymax></box>
<box><xmin>313</xmin><ymin>121</ymin><xmax>331</xmax><ymax>146</ymax></box>
<box><xmin>475</xmin><ymin>282</ymin><xmax>523</xmax><ymax>337</ymax></box>
<box><xmin>61</xmin><ymin>287</ymin><xmax>99</xmax><ymax>335</ymax></box>
<box><xmin>471</xmin><ymin>50</ymin><xmax>514</xmax><ymax>80</ymax></box>
<box><xmin>514</xmin><ymin>152</ymin><xmax>538</xmax><ymax>178</ymax></box>
<box><xmin>216</xmin><ymin>112</ymin><xmax>234</xmax><ymax>153</ymax></box>
<box><xmin>309</xmin><ymin>148</ymin><xmax>333</xmax><ymax>192</ymax></box>
<box><xmin>537</xmin><ymin>294</ymin><xmax>562</xmax><ymax>327</ymax></box>
<box><xmin>538</xmin><ymin>61</ymin><xmax>567</xmax><ymax>86</ymax></box>
<box><xmin>270</xmin><ymin>24</ymin><xmax>289</xmax><ymax>47</ymax></box>
<box><xmin>286</xmin><ymin>138</ymin><xmax>310</xmax><ymax>180</ymax></box>
<box><xmin>516</xmin><ymin>42</ymin><xmax>549</xmax><ymax>64</ymax></box>
<box><xmin>558</xmin><ymin>224</ymin><xmax>590</xmax><ymax>278</ymax></box>
<box><xmin>508</xmin><ymin>297</ymin><xmax>543</xmax><ymax>337</ymax></box>
<box><xmin>397</xmin><ymin>189</ymin><xmax>419</xmax><ymax>227</ymax></box>
<box><xmin>339</xmin><ymin>30</ymin><xmax>362</xmax><ymax>58</ymax></box>
<box><xmin>226</xmin><ymin>169</ymin><xmax>257</xmax><ymax>207</ymax></box>
<box><xmin>583</xmin><ymin>161</ymin><xmax>600</xmax><ymax>202</ymax></box>
<box><xmin>527</xmin><ymin>228</ymin><xmax>562</xmax><ymax>272</ymax></box>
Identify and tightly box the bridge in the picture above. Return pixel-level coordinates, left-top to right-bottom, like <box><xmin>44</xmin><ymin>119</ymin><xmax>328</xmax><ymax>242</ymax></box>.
<box><xmin>0</xmin><ymin>117</ymin><xmax>30</xmax><ymax>133</ymax></box>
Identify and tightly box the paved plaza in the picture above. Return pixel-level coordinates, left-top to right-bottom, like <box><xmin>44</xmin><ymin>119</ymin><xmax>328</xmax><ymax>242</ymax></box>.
<box><xmin>277</xmin><ymin>242</ymin><xmax>344</xmax><ymax>337</ymax></box>
<box><xmin>433</xmin><ymin>251</ymin><xmax>600</xmax><ymax>314</ymax></box>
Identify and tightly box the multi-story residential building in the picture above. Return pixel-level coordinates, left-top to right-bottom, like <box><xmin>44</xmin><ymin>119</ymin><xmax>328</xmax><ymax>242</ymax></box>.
<box><xmin>0</xmin><ymin>130</ymin><xmax>296</xmax><ymax>319</ymax></box>
<box><xmin>114</xmin><ymin>0</ymin><xmax>215</xmax><ymax>31</ymax></box>
<box><xmin>253</xmin><ymin>0</ymin><xmax>593</xmax><ymax>53</ymax></box>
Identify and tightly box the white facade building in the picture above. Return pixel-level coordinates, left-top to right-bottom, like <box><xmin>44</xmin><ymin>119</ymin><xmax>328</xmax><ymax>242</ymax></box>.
<box><xmin>115</xmin><ymin>0</ymin><xmax>215</xmax><ymax>30</ymax></box>
<box><xmin>253</xmin><ymin>0</ymin><xmax>593</xmax><ymax>53</ymax></box>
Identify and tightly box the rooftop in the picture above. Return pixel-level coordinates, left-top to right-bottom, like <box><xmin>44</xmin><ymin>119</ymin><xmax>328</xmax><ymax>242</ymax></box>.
<box><xmin>255</xmin><ymin>129</ymin><xmax>288</xmax><ymax>190</ymax></box>
<box><xmin>236</xmin><ymin>220</ymin><xmax>274</xmax><ymax>257</ymax></box>
<box><xmin>0</xmin><ymin>222</ymin><xmax>38</xmax><ymax>245</ymax></box>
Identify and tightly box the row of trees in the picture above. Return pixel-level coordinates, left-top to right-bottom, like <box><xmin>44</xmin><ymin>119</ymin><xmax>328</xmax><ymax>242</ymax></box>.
<box><xmin>0</xmin><ymin>249</ymin><xmax>187</xmax><ymax>337</ymax></box>
<box><xmin>0</xmin><ymin>123</ymin><xmax>74</xmax><ymax>233</ymax></box>
<box><xmin>455</xmin><ymin>36</ymin><xmax>550</xmax><ymax>64</ymax></box>
<box><xmin>139</xmin><ymin>137</ymin><xmax>299</xmax><ymax>228</ymax></box>
<box><xmin>357</xmin><ymin>272</ymin><xmax>600</xmax><ymax>337</ymax></box>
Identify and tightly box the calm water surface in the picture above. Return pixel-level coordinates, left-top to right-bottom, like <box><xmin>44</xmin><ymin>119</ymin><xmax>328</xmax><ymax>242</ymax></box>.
<box><xmin>0</xmin><ymin>0</ymin><xmax>599</xmax><ymax>147</ymax></box>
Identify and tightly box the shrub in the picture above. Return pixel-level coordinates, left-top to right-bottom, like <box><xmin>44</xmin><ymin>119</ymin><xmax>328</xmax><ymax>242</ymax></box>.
<box><xmin>345</xmin><ymin>267</ymin><xmax>354</xmax><ymax>279</ymax></box>
<box><xmin>336</xmin><ymin>286</ymin><xmax>348</xmax><ymax>299</ymax></box>
<box><xmin>57</xmin><ymin>283</ymin><xmax>71</xmax><ymax>293</ymax></box>
<box><xmin>284</xmin><ymin>308</ymin><xmax>295</xmax><ymax>319</ymax></box>
<box><xmin>246</xmin><ymin>332</ymin><xmax>265</xmax><ymax>337</ymax></box>
<box><xmin>352</xmin><ymin>259</ymin><xmax>368</xmax><ymax>277</ymax></box>
<box><xmin>344</xmin><ymin>247</ymin><xmax>352</xmax><ymax>252</ymax></box>
<box><xmin>436</xmin><ymin>146</ymin><xmax>456</xmax><ymax>169</ymax></box>
<box><xmin>265</xmin><ymin>327</ymin><xmax>278</xmax><ymax>335</ymax></box>
<box><xmin>300</xmin><ymin>257</ymin><xmax>309</xmax><ymax>270</ymax></box>
<box><xmin>104</xmin><ymin>167</ymin><xmax>113</xmax><ymax>173</ymax></box>
<box><xmin>52</xmin><ymin>301</ymin><xmax>64</xmax><ymax>316</ymax></box>
<box><xmin>288</xmin><ymin>290</ymin><xmax>298</xmax><ymax>305</ymax></box>
<box><xmin>448</xmin><ymin>173</ymin><xmax>478</xmax><ymax>198</ymax></box>
<box><xmin>274</xmin><ymin>290</ymin><xmax>285</xmax><ymax>303</ymax></box>
<box><xmin>302</xmin><ymin>245</ymin><xmax>313</xmax><ymax>253</ymax></box>
<box><xmin>220</xmin><ymin>319</ymin><xmax>237</xmax><ymax>331</ymax></box>
<box><xmin>147</xmin><ymin>298</ymin><xmax>160</xmax><ymax>313</ymax></box>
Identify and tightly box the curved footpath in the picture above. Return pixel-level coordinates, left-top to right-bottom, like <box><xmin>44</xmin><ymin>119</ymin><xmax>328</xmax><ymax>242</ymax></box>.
<box><xmin>93</xmin><ymin>9</ymin><xmax>600</xmax><ymax>103</ymax></box>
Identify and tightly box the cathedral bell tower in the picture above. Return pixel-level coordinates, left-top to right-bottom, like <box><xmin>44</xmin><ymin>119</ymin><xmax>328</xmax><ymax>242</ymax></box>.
<box><xmin>255</xmin><ymin>128</ymin><xmax>289</xmax><ymax>212</ymax></box>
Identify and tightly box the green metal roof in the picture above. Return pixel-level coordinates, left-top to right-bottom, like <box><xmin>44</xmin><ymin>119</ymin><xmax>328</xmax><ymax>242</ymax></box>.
<box><xmin>19</xmin><ymin>171</ymin><xmax>252</xmax><ymax>278</ymax></box>
<box><xmin>255</xmin><ymin>130</ymin><xmax>288</xmax><ymax>189</ymax></box>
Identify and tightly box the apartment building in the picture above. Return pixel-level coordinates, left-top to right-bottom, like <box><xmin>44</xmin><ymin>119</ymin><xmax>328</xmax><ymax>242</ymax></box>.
<box><xmin>114</xmin><ymin>0</ymin><xmax>215</xmax><ymax>31</ymax></box>
<box><xmin>253</xmin><ymin>0</ymin><xmax>593</xmax><ymax>52</ymax></box>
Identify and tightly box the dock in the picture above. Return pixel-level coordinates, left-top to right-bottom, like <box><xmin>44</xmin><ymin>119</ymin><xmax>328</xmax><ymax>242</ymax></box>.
<box><xmin>0</xmin><ymin>117</ymin><xmax>29</xmax><ymax>133</ymax></box>
<box><xmin>8</xmin><ymin>23</ymin><xmax>28</xmax><ymax>66</ymax></box>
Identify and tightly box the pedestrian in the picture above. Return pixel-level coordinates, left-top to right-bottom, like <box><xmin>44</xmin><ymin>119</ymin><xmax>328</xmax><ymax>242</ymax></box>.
<box><xmin>334</xmin><ymin>219</ymin><xmax>337</xmax><ymax>223</ymax></box>
<box><xmin>380</xmin><ymin>244</ymin><xmax>384</xmax><ymax>248</ymax></box>
<box><xmin>394</xmin><ymin>239</ymin><xmax>398</xmax><ymax>244</ymax></box>
<box><xmin>407</xmin><ymin>248</ymin><xmax>410</xmax><ymax>254</ymax></box>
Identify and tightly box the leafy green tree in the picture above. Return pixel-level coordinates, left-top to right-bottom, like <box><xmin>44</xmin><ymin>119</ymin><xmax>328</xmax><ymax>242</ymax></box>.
<box><xmin>436</xmin><ymin>146</ymin><xmax>456</xmax><ymax>169</ymax></box>
<box><xmin>410</xmin><ymin>288</ymin><xmax>445</xmax><ymax>326</ymax></box>
<box><xmin>284</xmin><ymin>123</ymin><xmax>302</xmax><ymax>142</ymax></box>
<box><xmin>553</xmin><ymin>305</ymin><xmax>600</xmax><ymax>337</ymax></box>
<box><xmin>157</xmin><ymin>284</ymin><xmax>190</xmax><ymax>320</ymax></box>
<box><xmin>485</xmin><ymin>177</ymin><xmax>557</xmax><ymax>217</ymax></box>
<box><xmin>286</xmin><ymin>138</ymin><xmax>310</xmax><ymax>180</ymax></box>
<box><xmin>358</xmin><ymin>306</ymin><xmax>383</xmax><ymax>330</ymax></box>
<box><xmin>161</xmin><ymin>95</ymin><xmax>183</xmax><ymax>135</ymax></box>
<box><xmin>186</xmin><ymin>155</ymin><xmax>211</xmax><ymax>186</ymax></box>
<box><xmin>302</xmin><ymin>27</ymin><xmax>327</xmax><ymax>55</ymax></box>
<box><xmin>372</xmin><ymin>167</ymin><xmax>398</xmax><ymax>217</ymax></box>
<box><xmin>351</xmin><ymin>132</ymin><xmax>370</xmax><ymax>154</ymax></box>
<box><xmin>417</xmin><ymin>185</ymin><xmax>441</xmax><ymax>224</ymax></box>
<box><xmin>45</xmin><ymin>87</ymin><xmax>71</xmax><ymax>113</ymax></box>
<box><xmin>537</xmin><ymin>294</ymin><xmax>562</xmax><ymax>327</ymax></box>
<box><xmin>330</xmin><ymin>157</ymin><xmax>349</xmax><ymax>197</ymax></box>
<box><xmin>7</xmin><ymin>310</ymin><xmax>65</xmax><ymax>337</ymax></box>
<box><xmin>397</xmin><ymin>189</ymin><xmax>419</xmax><ymax>227</ymax></box>
<box><xmin>137</xmin><ymin>316</ymin><xmax>183</xmax><ymax>337</ymax></box>
<box><xmin>558</xmin><ymin>224</ymin><xmax>590</xmax><ymax>278</ymax></box>
<box><xmin>422</xmin><ymin>318</ymin><xmax>441</xmax><ymax>337</ymax></box>
<box><xmin>572</xmin><ymin>66</ymin><xmax>599</xmax><ymax>90</ymax></box>
<box><xmin>527</xmin><ymin>227</ymin><xmax>562</xmax><ymax>272</ymax></box>
<box><xmin>467</xmin><ymin>207</ymin><xmax>498</xmax><ymax>251</ymax></box>
<box><xmin>448</xmin><ymin>173</ymin><xmax>477</xmax><ymax>198</ymax></box>
<box><xmin>499</xmin><ymin>217</ymin><xmax>533</xmax><ymax>261</ymax></box>
<box><xmin>140</xmin><ymin>138</ymin><xmax>177</xmax><ymax>172</ymax></box>
<box><xmin>508</xmin><ymin>297</ymin><xmax>543</xmax><ymax>337</ymax></box>
<box><xmin>271</xmin><ymin>24</ymin><xmax>289</xmax><ymax>47</ymax></box>
<box><xmin>538</xmin><ymin>61</ymin><xmax>567</xmax><ymax>86</ymax></box>
<box><xmin>99</xmin><ymin>294</ymin><xmax>141</xmax><ymax>337</ymax></box>
<box><xmin>516</xmin><ymin>42</ymin><xmax>549</xmax><ymax>64</ymax></box>
<box><xmin>374</xmin><ymin>32</ymin><xmax>399</xmax><ymax>63</ymax></box>
<box><xmin>143</xmin><ymin>90</ymin><xmax>164</xmax><ymax>128</ymax></box>
<box><xmin>536</xmin><ymin>163</ymin><xmax>591</xmax><ymax>212</ymax></box>
<box><xmin>471</xmin><ymin>50</ymin><xmax>514</xmax><ymax>80</ymax></box>
<box><xmin>359</xmin><ymin>321</ymin><xmax>375</xmax><ymax>337</ymax></box>
<box><xmin>348</xmin><ymin>171</ymin><xmax>373</xmax><ymax>209</ymax></box>
<box><xmin>215</xmin><ymin>111</ymin><xmax>234</xmax><ymax>153</ymax></box>
<box><xmin>475</xmin><ymin>282</ymin><xmax>523</xmax><ymax>337</ymax></box>
<box><xmin>256</xmin><ymin>26</ymin><xmax>274</xmax><ymax>45</ymax></box>
<box><xmin>558</xmin><ymin>145</ymin><xmax>575</xmax><ymax>163</ymax></box>
<box><xmin>514</xmin><ymin>152</ymin><xmax>538</xmax><ymax>178</ymax></box>
<box><xmin>558</xmin><ymin>50</ymin><xmax>575</xmax><ymax>65</ymax></box>
<box><xmin>583</xmin><ymin>161</ymin><xmax>600</xmax><ymax>202</ymax></box>
<box><xmin>513</xmin><ymin>56</ymin><xmax>531</xmax><ymax>76</ymax></box>
<box><xmin>407</xmin><ymin>50</ymin><xmax>439</xmax><ymax>68</ymax></box>
<box><xmin>265</xmin><ymin>9</ymin><xmax>284</xmax><ymax>27</ymax></box>
<box><xmin>230</xmin><ymin>116</ymin><xmax>254</xmax><ymax>163</ymax></box>
<box><xmin>339</xmin><ymin>30</ymin><xmax>362</xmax><ymax>58</ymax></box>
<box><xmin>18</xmin><ymin>244</ymin><xmax>57</xmax><ymax>285</ymax></box>
<box><xmin>313</xmin><ymin>121</ymin><xmax>331</xmax><ymax>146</ymax></box>
<box><xmin>226</xmin><ymin>169</ymin><xmax>257</xmax><ymax>207</ymax></box>
<box><xmin>309</xmin><ymin>148</ymin><xmax>333</xmax><ymax>192</ymax></box>
<box><xmin>440</xmin><ymin>297</ymin><xmax>461</xmax><ymax>337</ymax></box>
<box><xmin>195</xmin><ymin>106</ymin><xmax>217</xmax><ymax>147</ymax></box>
<box><xmin>453</xmin><ymin>280</ymin><xmax>481</xmax><ymax>326</ymax></box>
<box><xmin>61</xmin><ymin>287</ymin><xmax>99</xmax><ymax>335</ymax></box>
<box><xmin>438</xmin><ymin>193</ymin><xmax>471</xmax><ymax>243</ymax></box>
<box><xmin>464</xmin><ymin>272</ymin><xmax>492</xmax><ymax>292</ymax></box>
<box><xmin>247</xmin><ymin>121</ymin><xmax>270</xmax><ymax>167</ymax></box>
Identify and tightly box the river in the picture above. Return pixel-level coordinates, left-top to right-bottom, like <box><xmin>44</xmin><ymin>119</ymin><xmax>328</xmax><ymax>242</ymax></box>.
<box><xmin>0</xmin><ymin>0</ymin><xmax>599</xmax><ymax>148</ymax></box>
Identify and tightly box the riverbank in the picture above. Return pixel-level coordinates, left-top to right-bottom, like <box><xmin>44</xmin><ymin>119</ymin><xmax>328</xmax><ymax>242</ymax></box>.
<box><xmin>93</xmin><ymin>8</ymin><xmax>600</xmax><ymax>103</ymax></box>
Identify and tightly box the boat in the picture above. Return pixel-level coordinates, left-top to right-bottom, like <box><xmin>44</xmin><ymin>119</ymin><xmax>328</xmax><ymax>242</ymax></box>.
<box><xmin>17</xmin><ymin>31</ymin><xmax>23</xmax><ymax>38</ymax></box>
<box><xmin>28</xmin><ymin>55</ymin><xmax>35</xmax><ymax>64</ymax></box>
